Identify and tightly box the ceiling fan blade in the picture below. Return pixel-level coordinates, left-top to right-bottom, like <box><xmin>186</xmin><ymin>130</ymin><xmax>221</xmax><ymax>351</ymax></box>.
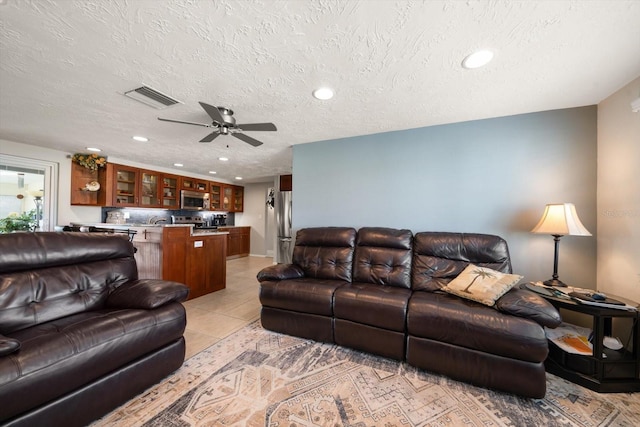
<box><xmin>199</xmin><ymin>102</ymin><xmax>225</xmax><ymax>123</ymax></box>
<box><xmin>158</xmin><ymin>117</ymin><xmax>211</xmax><ymax>127</ymax></box>
<box><xmin>200</xmin><ymin>132</ymin><xmax>221</xmax><ymax>143</ymax></box>
<box><xmin>237</xmin><ymin>122</ymin><xmax>277</xmax><ymax>131</ymax></box>
<box><xmin>232</xmin><ymin>132</ymin><xmax>263</xmax><ymax>147</ymax></box>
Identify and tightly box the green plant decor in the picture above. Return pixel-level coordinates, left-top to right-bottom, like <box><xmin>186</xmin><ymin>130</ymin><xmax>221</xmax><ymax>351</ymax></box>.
<box><xmin>72</xmin><ymin>153</ymin><xmax>107</xmax><ymax>171</ymax></box>
<box><xmin>0</xmin><ymin>209</ymin><xmax>37</xmax><ymax>233</ymax></box>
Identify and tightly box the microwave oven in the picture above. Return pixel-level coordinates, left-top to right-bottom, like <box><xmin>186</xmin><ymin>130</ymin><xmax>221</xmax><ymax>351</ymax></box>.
<box><xmin>181</xmin><ymin>190</ymin><xmax>210</xmax><ymax>210</ymax></box>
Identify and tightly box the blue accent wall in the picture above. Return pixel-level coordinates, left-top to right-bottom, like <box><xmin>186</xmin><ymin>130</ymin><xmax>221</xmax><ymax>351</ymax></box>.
<box><xmin>293</xmin><ymin>106</ymin><xmax>597</xmax><ymax>286</ymax></box>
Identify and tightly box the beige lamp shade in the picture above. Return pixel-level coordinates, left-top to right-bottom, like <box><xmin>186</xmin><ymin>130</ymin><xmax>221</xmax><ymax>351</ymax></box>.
<box><xmin>531</xmin><ymin>203</ymin><xmax>591</xmax><ymax>236</ymax></box>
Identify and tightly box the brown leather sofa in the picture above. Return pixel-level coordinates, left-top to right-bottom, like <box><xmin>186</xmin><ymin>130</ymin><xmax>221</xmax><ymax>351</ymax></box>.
<box><xmin>0</xmin><ymin>232</ymin><xmax>189</xmax><ymax>427</ymax></box>
<box><xmin>258</xmin><ymin>227</ymin><xmax>561</xmax><ymax>398</ymax></box>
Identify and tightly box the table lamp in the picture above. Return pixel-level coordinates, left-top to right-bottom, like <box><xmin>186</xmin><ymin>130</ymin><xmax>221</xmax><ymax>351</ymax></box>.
<box><xmin>531</xmin><ymin>203</ymin><xmax>591</xmax><ymax>287</ymax></box>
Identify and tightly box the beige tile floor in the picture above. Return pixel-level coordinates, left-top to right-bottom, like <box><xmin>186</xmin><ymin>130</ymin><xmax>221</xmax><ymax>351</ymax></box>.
<box><xmin>182</xmin><ymin>255</ymin><xmax>274</xmax><ymax>359</ymax></box>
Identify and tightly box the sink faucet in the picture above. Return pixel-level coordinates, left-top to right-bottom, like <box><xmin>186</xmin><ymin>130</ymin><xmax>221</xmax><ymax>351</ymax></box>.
<box><xmin>148</xmin><ymin>216</ymin><xmax>167</xmax><ymax>225</ymax></box>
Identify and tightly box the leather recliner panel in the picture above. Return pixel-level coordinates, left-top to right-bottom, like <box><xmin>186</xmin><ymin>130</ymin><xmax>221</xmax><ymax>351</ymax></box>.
<box><xmin>259</xmin><ymin>278</ymin><xmax>347</xmax><ymax>316</ymax></box>
<box><xmin>0</xmin><ymin>232</ymin><xmax>134</xmax><ymax>274</ymax></box>
<box><xmin>334</xmin><ymin>319</ymin><xmax>405</xmax><ymax>360</ymax></box>
<box><xmin>334</xmin><ymin>283</ymin><xmax>411</xmax><ymax>331</ymax></box>
<box><xmin>261</xmin><ymin>307</ymin><xmax>334</xmax><ymax>343</ymax></box>
<box><xmin>0</xmin><ymin>303</ymin><xmax>186</xmax><ymax>421</ymax></box>
<box><xmin>411</xmin><ymin>232</ymin><xmax>512</xmax><ymax>292</ymax></box>
<box><xmin>407</xmin><ymin>292</ymin><xmax>548</xmax><ymax>363</ymax></box>
<box><xmin>353</xmin><ymin>227</ymin><xmax>412</xmax><ymax>288</ymax></box>
<box><xmin>0</xmin><ymin>258</ymin><xmax>138</xmax><ymax>335</ymax></box>
<box><xmin>292</xmin><ymin>227</ymin><xmax>356</xmax><ymax>281</ymax></box>
<box><xmin>406</xmin><ymin>336</ymin><xmax>547</xmax><ymax>399</ymax></box>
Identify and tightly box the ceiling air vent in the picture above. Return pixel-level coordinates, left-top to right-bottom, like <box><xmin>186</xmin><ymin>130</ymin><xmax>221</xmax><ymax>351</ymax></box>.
<box><xmin>124</xmin><ymin>85</ymin><xmax>182</xmax><ymax>109</ymax></box>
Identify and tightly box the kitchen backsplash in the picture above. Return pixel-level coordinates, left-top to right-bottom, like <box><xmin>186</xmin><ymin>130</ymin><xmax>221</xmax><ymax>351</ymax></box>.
<box><xmin>101</xmin><ymin>208</ymin><xmax>235</xmax><ymax>225</ymax></box>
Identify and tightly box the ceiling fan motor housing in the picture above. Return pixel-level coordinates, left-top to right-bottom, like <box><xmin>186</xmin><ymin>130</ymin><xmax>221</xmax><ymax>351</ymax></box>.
<box><xmin>218</xmin><ymin>107</ymin><xmax>236</xmax><ymax>127</ymax></box>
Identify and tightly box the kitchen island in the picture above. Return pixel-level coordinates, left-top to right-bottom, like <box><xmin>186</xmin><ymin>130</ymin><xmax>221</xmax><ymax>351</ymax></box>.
<box><xmin>67</xmin><ymin>223</ymin><xmax>228</xmax><ymax>300</ymax></box>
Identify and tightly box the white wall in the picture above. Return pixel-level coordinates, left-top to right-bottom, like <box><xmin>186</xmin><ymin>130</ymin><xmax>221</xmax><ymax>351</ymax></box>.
<box><xmin>597</xmin><ymin>77</ymin><xmax>640</xmax><ymax>301</ymax></box>
<box><xmin>235</xmin><ymin>181</ymin><xmax>273</xmax><ymax>256</ymax></box>
<box><xmin>293</xmin><ymin>107</ymin><xmax>598</xmax><ymax>289</ymax></box>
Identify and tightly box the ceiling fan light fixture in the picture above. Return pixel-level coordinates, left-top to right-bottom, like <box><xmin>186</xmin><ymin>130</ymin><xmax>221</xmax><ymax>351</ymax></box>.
<box><xmin>461</xmin><ymin>49</ymin><xmax>494</xmax><ymax>69</ymax></box>
<box><xmin>313</xmin><ymin>87</ymin><xmax>334</xmax><ymax>100</ymax></box>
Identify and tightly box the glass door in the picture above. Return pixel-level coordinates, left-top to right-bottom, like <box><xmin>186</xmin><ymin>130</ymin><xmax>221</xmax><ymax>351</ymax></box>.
<box><xmin>139</xmin><ymin>170</ymin><xmax>162</xmax><ymax>208</ymax></box>
<box><xmin>162</xmin><ymin>174</ymin><xmax>180</xmax><ymax>209</ymax></box>
<box><xmin>0</xmin><ymin>154</ymin><xmax>57</xmax><ymax>232</ymax></box>
<box><xmin>113</xmin><ymin>165</ymin><xmax>139</xmax><ymax>207</ymax></box>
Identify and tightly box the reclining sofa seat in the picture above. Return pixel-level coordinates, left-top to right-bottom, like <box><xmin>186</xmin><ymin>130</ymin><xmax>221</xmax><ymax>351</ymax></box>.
<box><xmin>258</xmin><ymin>227</ymin><xmax>558</xmax><ymax>398</ymax></box>
<box><xmin>0</xmin><ymin>232</ymin><xmax>189</xmax><ymax>427</ymax></box>
<box><xmin>259</xmin><ymin>227</ymin><xmax>357</xmax><ymax>342</ymax></box>
<box><xmin>333</xmin><ymin>227</ymin><xmax>413</xmax><ymax>360</ymax></box>
<box><xmin>408</xmin><ymin>232</ymin><xmax>549</xmax><ymax>398</ymax></box>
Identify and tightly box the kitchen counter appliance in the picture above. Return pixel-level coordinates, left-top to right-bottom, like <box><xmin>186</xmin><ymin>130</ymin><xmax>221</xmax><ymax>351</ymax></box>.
<box><xmin>171</xmin><ymin>215</ymin><xmax>219</xmax><ymax>230</ymax></box>
<box><xmin>181</xmin><ymin>190</ymin><xmax>210</xmax><ymax>210</ymax></box>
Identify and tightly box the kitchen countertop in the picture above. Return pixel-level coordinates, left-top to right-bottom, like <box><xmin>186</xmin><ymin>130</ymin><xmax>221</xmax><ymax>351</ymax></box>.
<box><xmin>66</xmin><ymin>222</ymin><xmax>230</xmax><ymax>236</ymax></box>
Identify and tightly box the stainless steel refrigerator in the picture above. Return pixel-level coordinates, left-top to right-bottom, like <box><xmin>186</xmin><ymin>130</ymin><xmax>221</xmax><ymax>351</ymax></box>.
<box><xmin>275</xmin><ymin>190</ymin><xmax>293</xmax><ymax>264</ymax></box>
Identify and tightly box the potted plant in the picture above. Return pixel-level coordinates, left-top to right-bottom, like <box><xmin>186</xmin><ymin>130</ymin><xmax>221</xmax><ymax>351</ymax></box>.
<box><xmin>0</xmin><ymin>210</ymin><xmax>37</xmax><ymax>233</ymax></box>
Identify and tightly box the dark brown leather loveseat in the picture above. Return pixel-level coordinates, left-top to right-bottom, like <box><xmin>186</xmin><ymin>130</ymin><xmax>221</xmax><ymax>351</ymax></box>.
<box><xmin>258</xmin><ymin>227</ymin><xmax>561</xmax><ymax>398</ymax></box>
<box><xmin>0</xmin><ymin>232</ymin><xmax>189</xmax><ymax>427</ymax></box>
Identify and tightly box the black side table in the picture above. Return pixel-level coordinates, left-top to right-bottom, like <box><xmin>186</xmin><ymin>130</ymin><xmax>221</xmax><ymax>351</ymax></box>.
<box><xmin>540</xmin><ymin>291</ymin><xmax>640</xmax><ymax>393</ymax></box>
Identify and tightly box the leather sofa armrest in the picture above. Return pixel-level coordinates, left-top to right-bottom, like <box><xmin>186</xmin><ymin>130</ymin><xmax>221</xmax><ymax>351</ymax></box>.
<box><xmin>1</xmin><ymin>334</ymin><xmax>21</xmax><ymax>357</ymax></box>
<box><xmin>106</xmin><ymin>279</ymin><xmax>190</xmax><ymax>309</ymax></box>
<box><xmin>257</xmin><ymin>264</ymin><xmax>305</xmax><ymax>282</ymax></box>
<box><xmin>496</xmin><ymin>288</ymin><xmax>562</xmax><ymax>328</ymax></box>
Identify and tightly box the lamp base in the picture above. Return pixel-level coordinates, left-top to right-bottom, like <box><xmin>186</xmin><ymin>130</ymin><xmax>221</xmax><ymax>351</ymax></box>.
<box><xmin>543</xmin><ymin>278</ymin><xmax>567</xmax><ymax>287</ymax></box>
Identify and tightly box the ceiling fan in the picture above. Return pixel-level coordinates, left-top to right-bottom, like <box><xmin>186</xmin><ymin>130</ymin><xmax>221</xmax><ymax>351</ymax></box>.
<box><xmin>158</xmin><ymin>102</ymin><xmax>276</xmax><ymax>146</ymax></box>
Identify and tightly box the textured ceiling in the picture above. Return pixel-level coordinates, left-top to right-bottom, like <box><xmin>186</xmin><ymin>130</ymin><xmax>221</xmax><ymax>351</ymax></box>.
<box><xmin>1</xmin><ymin>0</ymin><xmax>639</xmax><ymax>183</ymax></box>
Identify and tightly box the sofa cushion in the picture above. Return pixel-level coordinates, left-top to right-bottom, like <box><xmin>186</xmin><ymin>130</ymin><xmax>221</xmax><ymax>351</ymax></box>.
<box><xmin>259</xmin><ymin>278</ymin><xmax>347</xmax><ymax>316</ymax></box>
<box><xmin>496</xmin><ymin>288</ymin><xmax>562</xmax><ymax>328</ymax></box>
<box><xmin>441</xmin><ymin>264</ymin><xmax>523</xmax><ymax>306</ymax></box>
<box><xmin>411</xmin><ymin>232</ymin><xmax>512</xmax><ymax>292</ymax></box>
<box><xmin>0</xmin><ymin>303</ymin><xmax>186</xmax><ymax>421</ymax></box>
<box><xmin>0</xmin><ymin>233</ymin><xmax>138</xmax><ymax>335</ymax></box>
<box><xmin>334</xmin><ymin>283</ymin><xmax>412</xmax><ymax>331</ymax></box>
<box><xmin>353</xmin><ymin>227</ymin><xmax>413</xmax><ymax>288</ymax></box>
<box><xmin>106</xmin><ymin>279</ymin><xmax>189</xmax><ymax>309</ymax></box>
<box><xmin>292</xmin><ymin>227</ymin><xmax>357</xmax><ymax>281</ymax></box>
<box><xmin>407</xmin><ymin>291</ymin><xmax>548</xmax><ymax>363</ymax></box>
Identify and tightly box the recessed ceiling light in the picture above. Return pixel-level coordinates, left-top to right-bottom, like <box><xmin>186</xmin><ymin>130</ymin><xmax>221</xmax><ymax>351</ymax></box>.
<box><xmin>133</xmin><ymin>136</ymin><xmax>149</xmax><ymax>142</ymax></box>
<box><xmin>313</xmin><ymin>87</ymin><xmax>334</xmax><ymax>100</ymax></box>
<box><xmin>173</xmin><ymin>163</ymin><xmax>183</xmax><ymax>167</ymax></box>
<box><xmin>461</xmin><ymin>50</ymin><xmax>494</xmax><ymax>69</ymax></box>
<box><xmin>218</xmin><ymin>157</ymin><xmax>229</xmax><ymax>162</ymax></box>
<box><xmin>209</xmin><ymin>171</ymin><xmax>217</xmax><ymax>174</ymax></box>
<box><xmin>86</xmin><ymin>147</ymin><xmax>101</xmax><ymax>152</ymax></box>
<box><xmin>235</xmin><ymin>177</ymin><xmax>243</xmax><ymax>180</ymax></box>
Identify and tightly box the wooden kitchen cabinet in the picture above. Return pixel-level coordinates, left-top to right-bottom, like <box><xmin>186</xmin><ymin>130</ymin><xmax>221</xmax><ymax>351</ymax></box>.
<box><xmin>181</xmin><ymin>177</ymin><xmax>209</xmax><ymax>192</ymax></box>
<box><xmin>186</xmin><ymin>234</ymin><xmax>227</xmax><ymax>299</ymax></box>
<box><xmin>108</xmin><ymin>164</ymin><xmax>140</xmax><ymax>207</ymax></box>
<box><xmin>139</xmin><ymin>169</ymin><xmax>162</xmax><ymax>208</ymax></box>
<box><xmin>218</xmin><ymin>226</ymin><xmax>250</xmax><ymax>259</ymax></box>
<box><xmin>162</xmin><ymin>174</ymin><xmax>180</xmax><ymax>209</ymax></box>
<box><xmin>162</xmin><ymin>227</ymin><xmax>227</xmax><ymax>300</ymax></box>
<box><xmin>232</xmin><ymin>186</ymin><xmax>244</xmax><ymax>212</ymax></box>
<box><xmin>70</xmin><ymin>162</ymin><xmax>108</xmax><ymax>206</ymax></box>
<box><xmin>209</xmin><ymin>182</ymin><xmax>222</xmax><ymax>210</ymax></box>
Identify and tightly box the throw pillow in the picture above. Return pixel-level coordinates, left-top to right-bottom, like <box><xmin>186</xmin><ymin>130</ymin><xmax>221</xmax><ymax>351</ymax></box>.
<box><xmin>442</xmin><ymin>264</ymin><xmax>523</xmax><ymax>306</ymax></box>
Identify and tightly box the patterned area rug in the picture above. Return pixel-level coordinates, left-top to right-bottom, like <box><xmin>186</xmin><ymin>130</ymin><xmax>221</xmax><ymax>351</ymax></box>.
<box><xmin>92</xmin><ymin>321</ymin><xmax>640</xmax><ymax>426</ymax></box>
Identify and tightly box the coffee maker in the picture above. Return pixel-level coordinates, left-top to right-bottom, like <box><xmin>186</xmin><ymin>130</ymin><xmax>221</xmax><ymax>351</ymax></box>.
<box><xmin>212</xmin><ymin>214</ymin><xmax>227</xmax><ymax>226</ymax></box>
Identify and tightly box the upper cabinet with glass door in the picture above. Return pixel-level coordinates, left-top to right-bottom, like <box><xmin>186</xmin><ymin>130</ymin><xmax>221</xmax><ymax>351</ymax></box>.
<box><xmin>110</xmin><ymin>164</ymin><xmax>139</xmax><ymax>207</ymax></box>
<box><xmin>209</xmin><ymin>182</ymin><xmax>222</xmax><ymax>210</ymax></box>
<box><xmin>162</xmin><ymin>174</ymin><xmax>180</xmax><ymax>209</ymax></box>
<box><xmin>233</xmin><ymin>186</ymin><xmax>244</xmax><ymax>212</ymax></box>
<box><xmin>139</xmin><ymin>169</ymin><xmax>162</xmax><ymax>208</ymax></box>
